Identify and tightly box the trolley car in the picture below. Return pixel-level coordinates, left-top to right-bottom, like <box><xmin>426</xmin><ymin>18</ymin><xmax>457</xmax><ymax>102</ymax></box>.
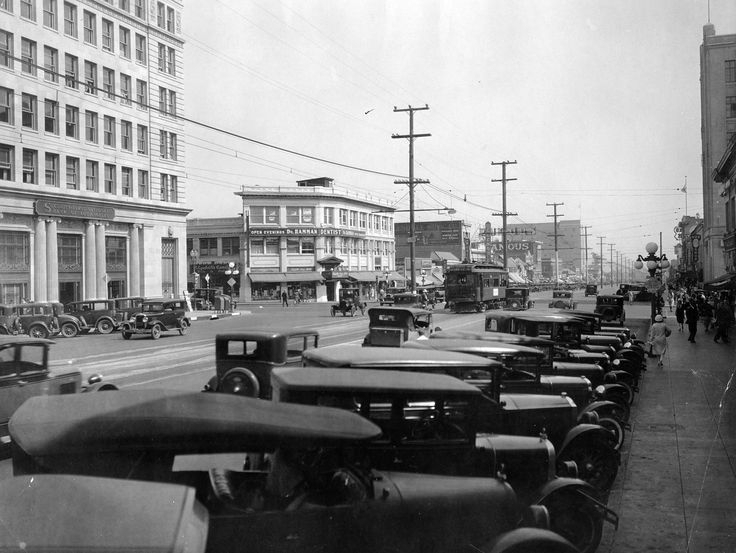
<box><xmin>445</xmin><ymin>262</ymin><xmax>508</xmax><ymax>312</ymax></box>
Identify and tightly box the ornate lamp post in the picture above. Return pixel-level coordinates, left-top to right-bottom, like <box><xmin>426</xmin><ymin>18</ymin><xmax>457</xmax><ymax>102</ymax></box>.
<box><xmin>633</xmin><ymin>242</ymin><xmax>670</xmax><ymax>322</ymax></box>
<box><xmin>224</xmin><ymin>261</ymin><xmax>240</xmax><ymax>310</ymax></box>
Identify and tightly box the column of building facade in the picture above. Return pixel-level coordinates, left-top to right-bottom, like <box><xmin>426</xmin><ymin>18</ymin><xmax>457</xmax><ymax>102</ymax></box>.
<box><xmin>85</xmin><ymin>221</ymin><xmax>97</xmax><ymax>299</ymax></box>
<box><xmin>95</xmin><ymin>222</ymin><xmax>107</xmax><ymax>298</ymax></box>
<box><xmin>129</xmin><ymin>224</ymin><xmax>141</xmax><ymax>296</ymax></box>
<box><xmin>45</xmin><ymin>219</ymin><xmax>60</xmax><ymax>302</ymax></box>
<box><xmin>33</xmin><ymin>218</ymin><xmax>47</xmax><ymax>302</ymax></box>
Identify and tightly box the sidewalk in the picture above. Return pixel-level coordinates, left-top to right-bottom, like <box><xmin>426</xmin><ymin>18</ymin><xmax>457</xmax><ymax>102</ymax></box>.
<box><xmin>602</xmin><ymin>304</ymin><xmax>736</xmax><ymax>552</ymax></box>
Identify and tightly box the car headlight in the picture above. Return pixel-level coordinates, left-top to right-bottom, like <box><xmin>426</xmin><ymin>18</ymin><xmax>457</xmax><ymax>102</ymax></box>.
<box><xmin>595</xmin><ymin>385</ymin><xmax>606</xmax><ymax>396</ymax></box>
<box><xmin>141</xmin><ymin>315</ymin><xmax>148</xmax><ymax>323</ymax></box>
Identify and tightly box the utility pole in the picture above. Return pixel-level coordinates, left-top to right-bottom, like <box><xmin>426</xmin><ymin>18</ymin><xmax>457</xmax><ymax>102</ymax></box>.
<box><xmin>608</xmin><ymin>243</ymin><xmax>616</xmax><ymax>288</ymax></box>
<box><xmin>546</xmin><ymin>202</ymin><xmax>564</xmax><ymax>284</ymax></box>
<box><xmin>598</xmin><ymin>236</ymin><xmax>605</xmax><ymax>287</ymax></box>
<box><xmin>393</xmin><ymin>105</ymin><xmax>430</xmax><ymax>292</ymax></box>
<box><xmin>581</xmin><ymin>225</ymin><xmax>592</xmax><ymax>284</ymax></box>
<box><xmin>491</xmin><ymin>160</ymin><xmax>517</xmax><ymax>271</ymax></box>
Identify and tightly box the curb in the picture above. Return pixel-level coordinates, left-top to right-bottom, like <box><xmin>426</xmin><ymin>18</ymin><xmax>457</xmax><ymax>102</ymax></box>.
<box><xmin>189</xmin><ymin>311</ymin><xmax>246</xmax><ymax>321</ymax></box>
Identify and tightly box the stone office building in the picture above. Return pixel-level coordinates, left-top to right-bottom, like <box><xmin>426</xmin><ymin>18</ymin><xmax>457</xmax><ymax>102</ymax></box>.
<box><xmin>0</xmin><ymin>0</ymin><xmax>188</xmax><ymax>304</ymax></box>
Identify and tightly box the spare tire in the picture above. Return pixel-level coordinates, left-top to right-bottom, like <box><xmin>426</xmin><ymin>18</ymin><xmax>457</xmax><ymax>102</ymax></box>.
<box><xmin>600</xmin><ymin>307</ymin><xmax>615</xmax><ymax>321</ymax></box>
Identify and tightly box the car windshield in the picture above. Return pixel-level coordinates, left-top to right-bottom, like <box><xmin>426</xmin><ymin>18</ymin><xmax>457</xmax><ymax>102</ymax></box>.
<box><xmin>141</xmin><ymin>303</ymin><xmax>165</xmax><ymax>312</ymax></box>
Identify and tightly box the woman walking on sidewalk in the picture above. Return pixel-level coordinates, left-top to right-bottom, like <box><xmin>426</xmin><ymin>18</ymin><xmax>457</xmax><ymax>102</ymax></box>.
<box><xmin>685</xmin><ymin>298</ymin><xmax>699</xmax><ymax>343</ymax></box>
<box><xmin>648</xmin><ymin>314</ymin><xmax>671</xmax><ymax>367</ymax></box>
<box><xmin>675</xmin><ymin>299</ymin><xmax>685</xmax><ymax>332</ymax></box>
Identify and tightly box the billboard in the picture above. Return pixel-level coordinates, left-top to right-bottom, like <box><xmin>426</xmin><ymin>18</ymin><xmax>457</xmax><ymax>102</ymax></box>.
<box><xmin>395</xmin><ymin>220</ymin><xmax>465</xmax><ymax>261</ymax></box>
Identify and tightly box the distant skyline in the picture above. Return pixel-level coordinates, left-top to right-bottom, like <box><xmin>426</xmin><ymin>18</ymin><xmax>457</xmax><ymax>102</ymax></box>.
<box><xmin>182</xmin><ymin>0</ymin><xmax>736</xmax><ymax>264</ymax></box>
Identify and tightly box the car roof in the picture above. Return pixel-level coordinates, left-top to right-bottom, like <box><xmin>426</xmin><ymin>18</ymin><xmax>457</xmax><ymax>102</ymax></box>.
<box><xmin>216</xmin><ymin>329</ymin><xmax>319</xmax><ymax>342</ymax></box>
<box><xmin>273</xmin><ymin>367</ymin><xmax>483</xmax><ymax>395</ymax></box>
<box><xmin>303</xmin><ymin>344</ymin><xmax>500</xmax><ymax>367</ymax></box>
<box><xmin>432</xmin><ymin>330</ymin><xmax>556</xmax><ymax>347</ymax></box>
<box><xmin>9</xmin><ymin>389</ymin><xmax>381</xmax><ymax>456</ymax></box>
<box><xmin>403</xmin><ymin>338</ymin><xmax>544</xmax><ymax>356</ymax></box>
<box><xmin>0</xmin><ymin>475</ymin><xmax>205</xmax><ymax>553</ymax></box>
<box><xmin>489</xmin><ymin>310</ymin><xmax>588</xmax><ymax>324</ymax></box>
<box><xmin>0</xmin><ymin>335</ymin><xmax>54</xmax><ymax>347</ymax></box>
<box><xmin>367</xmin><ymin>306</ymin><xmax>432</xmax><ymax>316</ymax></box>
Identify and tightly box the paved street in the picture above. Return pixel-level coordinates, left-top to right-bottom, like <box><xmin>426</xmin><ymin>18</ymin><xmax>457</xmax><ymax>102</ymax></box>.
<box><xmin>602</xmin><ymin>302</ymin><xmax>736</xmax><ymax>553</ymax></box>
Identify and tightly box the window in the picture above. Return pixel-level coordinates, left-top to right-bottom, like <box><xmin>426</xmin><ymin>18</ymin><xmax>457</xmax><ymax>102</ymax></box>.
<box><xmin>0</xmin><ymin>87</ymin><xmax>13</xmax><ymax>124</ymax></box>
<box><xmin>349</xmin><ymin>211</ymin><xmax>357</xmax><ymax>227</ymax></box>
<box><xmin>0</xmin><ymin>144</ymin><xmax>13</xmax><ymax>180</ymax></box>
<box><xmin>160</xmin><ymin>130</ymin><xmax>177</xmax><ymax>159</ymax></box>
<box><xmin>103</xmin><ymin>163</ymin><xmax>115</xmax><ymax>193</ymax></box>
<box><xmin>84</xmin><ymin>110</ymin><xmax>97</xmax><ymax>143</ymax></box>
<box><xmin>119</xmin><ymin>26</ymin><xmax>130</xmax><ymax>58</ymax></box>
<box><xmin>168</xmin><ymin>90</ymin><xmax>176</xmax><ymax>116</ymax></box>
<box><xmin>59</xmin><ymin>234</ymin><xmax>82</xmax><ymax>267</ymax></box>
<box><xmin>106</xmin><ymin>236</ymin><xmax>126</xmax><ymax>268</ymax></box>
<box><xmin>286</xmin><ymin>238</ymin><xmax>299</xmax><ymax>254</ymax></box>
<box><xmin>728</xmin><ymin>96</ymin><xmax>736</xmax><ymax>119</ymax></box>
<box><xmin>21</xmin><ymin>94</ymin><xmax>37</xmax><ymax>130</ymax></box>
<box><xmin>101</xmin><ymin>18</ymin><xmax>113</xmax><ymax>51</ymax></box>
<box><xmin>22</xmin><ymin>149</ymin><xmax>36</xmax><ymax>183</ymax></box>
<box><xmin>135</xmin><ymin>79</ymin><xmax>147</xmax><ymax>109</ymax></box>
<box><xmin>83</xmin><ymin>10</ymin><xmax>95</xmax><ymax>45</ymax></box>
<box><xmin>301</xmin><ymin>239</ymin><xmax>314</xmax><ymax>254</ymax></box>
<box><xmin>726</xmin><ymin>60</ymin><xmax>736</xmax><ymax>84</ymax></box>
<box><xmin>43</xmin><ymin>0</ymin><xmax>56</xmax><ymax>29</ymax></box>
<box><xmin>120</xmin><ymin>73</ymin><xmax>131</xmax><ymax>105</ymax></box>
<box><xmin>156</xmin><ymin>1</ymin><xmax>164</xmax><ymax>27</ymax></box>
<box><xmin>65</xmin><ymin>156</ymin><xmax>79</xmax><ymax>189</ymax></box>
<box><xmin>20</xmin><ymin>0</ymin><xmax>34</xmax><ymax>20</ymax></box>
<box><xmin>84</xmin><ymin>60</ymin><xmax>97</xmax><ymax>94</ymax></box>
<box><xmin>135</xmin><ymin>33</ymin><xmax>146</xmax><ymax>64</ymax></box>
<box><xmin>286</xmin><ymin>207</ymin><xmax>314</xmax><ymax>224</ymax></box>
<box><xmin>43</xmin><ymin>46</ymin><xmax>58</xmax><ymax>83</ymax></box>
<box><xmin>21</xmin><ymin>38</ymin><xmax>36</xmax><ymax>76</ymax></box>
<box><xmin>166</xmin><ymin>6</ymin><xmax>174</xmax><ymax>32</ymax></box>
<box><xmin>158</xmin><ymin>86</ymin><xmax>167</xmax><ymax>113</ymax></box>
<box><xmin>103</xmin><ymin>115</ymin><xmax>115</xmax><ymax>146</ymax></box>
<box><xmin>339</xmin><ymin>209</ymin><xmax>348</xmax><ymax>225</ymax></box>
<box><xmin>85</xmin><ymin>159</ymin><xmax>97</xmax><ymax>190</ymax></box>
<box><xmin>199</xmin><ymin>237</ymin><xmax>217</xmax><ymax>256</ymax></box>
<box><xmin>65</xmin><ymin>105</ymin><xmax>78</xmax><ymax>138</ymax></box>
<box><xmin>160</xmin><ymin>173</ymin><xmax>168</xmax><ymax>201</ymax></box>
<box><xmin>44</xmin><ymin>99</ymin><xmax>58</xmax><ymax>134</ymax></box>
<box><xmin>137</xmin><ymin>169</ymin><xmax>148</xmax><ymax>198</ymax></box>
<box><xmin>119</xmin><ymin>0</ymin><xmax>128</xmax><ymax>9</ymax></box>
<box><xmin>134</xmin><ymin>0</ymin><xmax>144</xmax><ymax>19</ymax></box>
<box><xmin>157</xmin><ymin>43</ymin><xmax>165</xmax><ymax>72</ymax></box>
<box><xmin>64</xmin><ymin>53</ymin><xmax>77</xmax><ymax>88</ymax></box>
<box><xmin>63</xmin><ymin>2</ymin><xmax>76</xmax><ymax>37</ymax></box>
<box><xmin>120</xmin><ymin>120</ymin><xmax>131</xmax><ymax>150</ymax></box>
<box><xmin>121</xmin><ymin>166</ymin><xmax>132</xmax><ymax>196</ymax></box>
<box><xmin>323</xmin><ymin>207</ymin><xmax>334</xmax><ymax>225</ymax></box>
<box><xmin>0</xmin><ymin>0</ymin><xmax>12</xmax><ymax>12</ymax></box>
<box><xmin>249</xmin><ymin>206</ymin><xmax>280</xmax><ymax>225</ymax></box>
<box><xmin>0</xmin><ymin>29</ymin><xmax>12</xmax><ymax>68</ymax></box>
<box><xmin>137</xmin><ymin>124</ymin><xmax>148</xmax><ymax>153</ymax></box>
<box><xmin>168</xmin><ymin>133</ymin><xmax>177</xmax><ymax>160</ymax></box>
<box><xmin>45</xmin><ymin>153</ymin><xmax>59</xmax><ymax>186</ymax></box>
<box><xmin>222</xmin><ymin>237</ymin><xmax>239</xmax><ymax>256</ymax></box>
<box><xmin>359</xmin><ymin>212</ymin><xmax>367</xmax><ymax>229</ymax></box>
<box><xmin>102</xmin><ymin>67</ymin><xmax>114</xmax><ymax>99</ymax></box>
<box><xmin>167</xmin><ymin>46</ymin><xmax>175</xmax><ymax>75</ymax></box>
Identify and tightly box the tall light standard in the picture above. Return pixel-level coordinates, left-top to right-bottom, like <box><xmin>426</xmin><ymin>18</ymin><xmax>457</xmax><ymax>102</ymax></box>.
<box><xmin>224</xmin><ymin>262</ymin><xmax>239</xmax><ymax>310</ymax></box>
<box><xmin>633</xmin><ymin>242</ymin><xmax>670</xmax><ymax>322</ymax></box>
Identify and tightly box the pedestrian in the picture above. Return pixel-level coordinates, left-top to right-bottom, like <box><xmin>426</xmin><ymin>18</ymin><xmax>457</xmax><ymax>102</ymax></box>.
<box><xmin>281</xmin><ymin>291</ymin><xmax>288</xmax><ymax>307</ymax></box>
<box><xmin>685</xmin><ymin>298</ymin><xmax>699</xmax><ymax>343</ymax></box>
<box><xmin>647</xmin><ymin>314</ymin><xmax>671</xmax><ymax>368</ymax></box>
<box><xmin>675</xmin><ymin>300</ymin><xmax>685</xmax><ymax>332</ymax></box>
<box><xmin>294</xmin><ymin>289</ymin><xmax>301</xmax><ymax>304</ymax></box>
<box><xmin>700</xmin><ymin>298</ymin><xmax>713</xmax><ymax>333</ymax></box>
<box><xmin>667</xmin><ymin>289</ymin><xmax>674</xmax><ymax>313</ymax></box>
<box><xmin>713</xmin><ymin>300</ymin><xmax>734</xmax><ymax>343</ymax></box>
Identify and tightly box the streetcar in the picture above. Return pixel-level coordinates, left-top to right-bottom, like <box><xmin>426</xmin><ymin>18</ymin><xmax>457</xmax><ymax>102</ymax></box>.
<box><xmin>444</xmin><ymin>262</ymin><xmax>508</xmax><ymax>312</ymax></box>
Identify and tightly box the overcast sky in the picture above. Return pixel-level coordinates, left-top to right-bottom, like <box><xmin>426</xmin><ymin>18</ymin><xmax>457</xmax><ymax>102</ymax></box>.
<box><xmin>182</xmin><ymin>0</ymin><xmax>736</xmax><ymax>263</ymax></box>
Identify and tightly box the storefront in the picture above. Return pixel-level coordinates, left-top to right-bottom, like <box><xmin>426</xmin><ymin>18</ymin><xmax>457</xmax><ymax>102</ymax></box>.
<box><xmin>249</xmin><ymin>271</ymin><xmax>323</xmax><ymax>302</ymax></box>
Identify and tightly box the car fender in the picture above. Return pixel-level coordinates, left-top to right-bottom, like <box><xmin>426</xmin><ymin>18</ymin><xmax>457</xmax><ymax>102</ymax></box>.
<box><xmin>579</xmin><ymin>400</ymin><xmax>621</xmax><ymax>420</ymax></box>
<box><xmin>481</xmin><ymin>527</ymin><xmax>578</xmax><ymax>553</ymax></box>
<box><xmin>559</xmin><ymin>424</ymin><xmax>618</xmax><ymax>455</ymax></box>
<box><xmin>84</xmin><ymin>382</ymin><xmax>119</xmax><ymax>392</ymax></box>
<box><xmin>530</xmin><ymin>476</ymin><xmax>600</xmax><ymax>507</ymax></box>
<box><xmin>602</xmin><ymin>382</ymin><xmax>631</xmax><ymax>398</ymax></box>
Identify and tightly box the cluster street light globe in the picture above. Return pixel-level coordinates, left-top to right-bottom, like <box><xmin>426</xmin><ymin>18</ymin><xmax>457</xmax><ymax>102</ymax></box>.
<box><xmin>633</xmin><ymin>242</ymin><xmax>670</xmax><ymax>322</ymax></box>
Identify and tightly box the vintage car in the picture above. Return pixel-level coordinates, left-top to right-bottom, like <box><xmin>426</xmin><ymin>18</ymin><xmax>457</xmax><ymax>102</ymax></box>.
<box><xmin>505</xmin><ymin>287</ymin><xmax>533</xmax><ymax>310</ymax></box>
<box><xmin>302</xmin><ymin>345</ymin><xmax>620</xmax><ymax>492</ymax></box>
<box><xmin>272</xmin><ymin>367</ymin><xmax>618</xmax><ymax>553</ymax></box>
<box><xmin>0</xmin><ymin>474</ymin><xmax>210</xmax><ymax>553</ymax></box>
<box><xmin>594</xmin><ymin>295</ymin><xmax>627</xmax><ymax>325</ymax></box>
<box><xmin>548</xmin><ymin>290</ymin><xmax>576</xmax><ymax>310</ymax></box>
<box><xmin>330</xmin><ymin>286</ymin><xmax>366</xmax><ymax>317</ymax></box>
<box><xmin>63</xmin><ymin>299</ymin><xmax>120</xmax><ymax>334</ymax></box>
<box><xmin>204</xmin><ymin>329</ymin><xmax>319</xmax><ymax>399</ymax></box>
<box><xmin>0</xmin><ymin>335</ymin><xmax>115</xmax><ymax>452</ymax></box>
<box><xmin>0</xmin><ymin>304</ymin><xmax>21</xmax><ymax>335</ymax></box>
<box><xmin>584</xmin><ymin>284</ymin><xmax>598</xmax><ymax>297</ymax></box>
<box><xmin>362</xmin><ymin>307</ymin><xmax>437</xmax><ymax>347</ymax></box>
<box><xmin>4</xmin><ymin>302</ymin><xmax>85</xmax><ymax>339</ymax></box>
<box><xmin>8</xmin><ymin>390</ymin><xmax>577</xmax><ymax>553</ymax></box>
<box><xmin>112</xmin><ymin>296</ymin><xmax>146</xmax><ymax>323</ymax></box>
<box><xmin>404</xmin><ymin>338</ymin><xmax>627</xmax><ymax>449</ymax></box>
<box><xmin>378</xmin><ymin>286</ymin><xmax>406</xmax><ymax>306</ymax></box>
<box><xmin>121</xmin><ymin>299</ymin><xmax>190</xmax><ymax>340</ymax></box>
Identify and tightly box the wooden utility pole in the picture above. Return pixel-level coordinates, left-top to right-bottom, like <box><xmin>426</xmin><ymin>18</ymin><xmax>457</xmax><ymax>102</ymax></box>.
<box><xmin>491</xmin><ymin>161</ymin><xmax>517</xmax><ymax>270</ymax></box>
<box><xmin>546</xmin><ymin>202</ymin><xmax>564</xmax><ymax>284</ymax></box>
<box><xmin>608</xmin><ymin>243</ymin><xmax>615</xmax><ymax>288</ymax></box>
<box><xmin>581</xmin><ymin>225</ymin><xmax>592</xmax><ymax>284</ymax></box>
<box><xmin>392</xmin><ymin>105</ymin><xmax>430</xmax><ymax>292</ymax></box>
<box><xmin>598</xmin><ymin>236</ymin><xmax>606</xmax><ymax>287</ymax></box>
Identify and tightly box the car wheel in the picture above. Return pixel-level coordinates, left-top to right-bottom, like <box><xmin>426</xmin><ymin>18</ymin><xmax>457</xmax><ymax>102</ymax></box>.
<box><xmin>151</xmin><ymin>325</ymin><xmax>162</xmax><ymax>340</ymax></box>
<box><xmin>220</xmin><ymin>368</ymin><xmax>260</xmax><ymax>398</ymax></box>
<box><xmin>600</xmin><ymin>307</ymin><xmax>615</xmax><ymax>321</ymax></box>
<box><xmin>541</xmin><ymin>489</ymin><xmax>604</xmax><ymax>553</ymax></box>
<box><xmin>178</xmin><ymin>320</ymin><xmax>189</xmax><ymax>335</ymax></box>
<box><xmin>606</xmin><ymin>383</ymin><xmax>635</xmax><ymax>408</ymax></box>
<box><xmin>558</xmin><ymin>438</ymin><xmax>618</xmax><ymax>493</ymax></box>
<box><xmin>60</xmin><ymin>322</ymin><xmax>79</xmax><ymax>338</ymax></box>
<box><xmin>553</xmin><ymin>300</ymin><xmax>567</xmax><ymax>309</ymax></box>
<box><xmin>96</xmin><ymin>319</ymin><xmax>114</xmax><ymax>334</ymax></box>
<box><xmin>122</xmin><ymin>331</ymin><xmax>132</xmax><ymax>340</ymax></box>
<box><xmin>597</xmin><ymin>417</ymin><xmax>625</xmax><ymax>450</ymax></box>
<box><xmin>29</xmin><ymin>325</ymin><xmax>49</xmax><ymax>339</ymax></box>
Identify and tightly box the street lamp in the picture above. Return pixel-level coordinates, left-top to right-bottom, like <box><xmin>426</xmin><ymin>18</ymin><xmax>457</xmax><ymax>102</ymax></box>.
<box><xmin>633</xmin><ymin>242</ymin><xmax>670</xmax><ymax>322</ymax></box>
<box><xmin>224</xmin><ymin>261</ymin><xmax>240</xmax><ymax>309</ymax></box>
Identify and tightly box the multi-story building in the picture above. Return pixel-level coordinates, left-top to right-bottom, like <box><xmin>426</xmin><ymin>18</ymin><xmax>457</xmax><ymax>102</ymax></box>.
<box><xmin>0</xmin><ymin>0</ymin><xmax>188</xmax><ymax>304</ymax></box>
<box><xmin>236</xmin><ymin>177</ymin><xmax>397</xmax><ymax>302</ymax></box>
<box><xmin>700</xmin><ymin>23</ymin><xmax>736</xmax><ymax>284</ymax></box>
<box><xmin>506</xmin><ymin>219</ymin><xmax>582</xmax><ymax>280</ymax></box>
<box><xmin>714</xmin><ymin>134</ymin><xmax>735</xmax><ymax>285</ymax></box>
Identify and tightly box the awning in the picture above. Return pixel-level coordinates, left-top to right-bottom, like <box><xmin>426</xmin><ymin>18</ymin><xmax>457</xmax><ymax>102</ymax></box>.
<box><xmin>704</xmin><ymin>273</ymin><xmax>736</xmax><ymax>290</ymax></box>
<box><xmin>285</xmin><ymin>271</ymin><xmax>323</xmax><ymax>282</ymax></box>
<box><xmin>347</xmin><ymin>271</ymin><xmax>382</xmax><ymax>282</ymax></box>
<box><xmin>387</xmin><ymin>272</ymin><xmax>406</xmax><ymax>283</ymax></box>
<box><xmin>248</xmin><ymin>273</ymin><xmax>286</xmax><ymax>283</ymax></box>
